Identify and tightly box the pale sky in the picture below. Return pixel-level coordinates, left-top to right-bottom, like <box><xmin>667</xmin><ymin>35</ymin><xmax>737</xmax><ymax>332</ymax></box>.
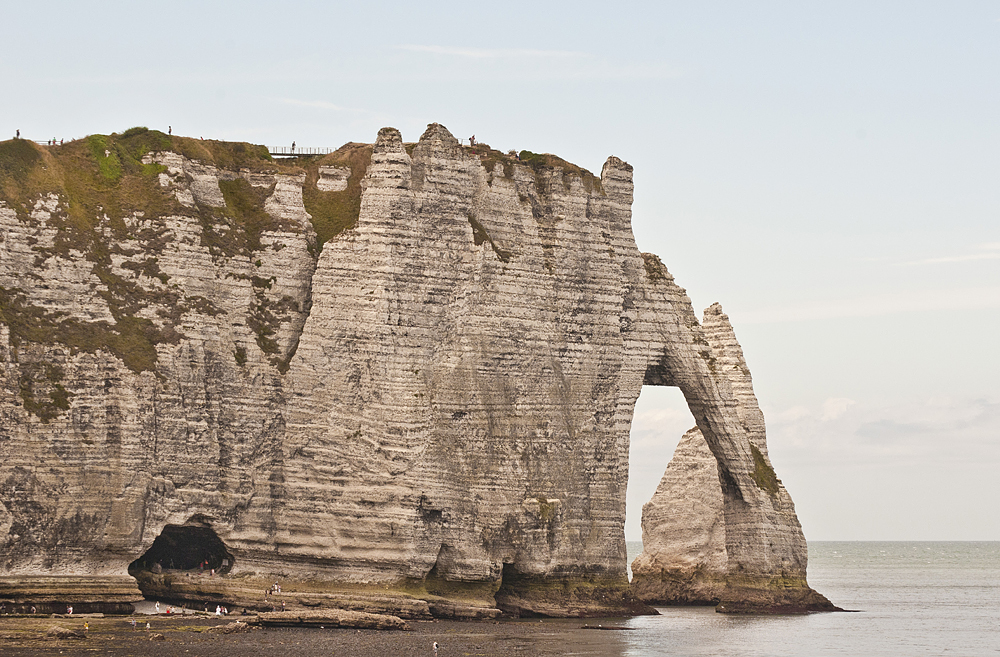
<box><xmin>4</xmin><ymin>1</ymin><xmax>997</xmax><ymax>541</ymax></box>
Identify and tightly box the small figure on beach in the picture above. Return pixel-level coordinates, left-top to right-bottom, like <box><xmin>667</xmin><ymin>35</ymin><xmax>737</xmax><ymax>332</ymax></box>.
<box><xmin>146</xmin><ymin>621</ymin><xmax>151</xmax><ymax>632</ymax></box>
<box><xmin>433</xmin><ymin>640</ymin><xmax>439</xmax><ymax>655</ymax></box>
<box><xmin>130</xmin><ymin>617</ymin><xmax>137</xmax><ymax>630</ymax></box>
<box><xmin>67</xmin><ymin>605</ymin><xmax>73</xmax><ymax>615</ymax></box>
<box><xmin>154</xmin><ymin>601</ymin><xmax>160</xmax><ymax>614</ymax></box>
<box><xmin>84</xmin><ymin>621</ymin><xmax>89</xmax><ymax>634</ymax></box>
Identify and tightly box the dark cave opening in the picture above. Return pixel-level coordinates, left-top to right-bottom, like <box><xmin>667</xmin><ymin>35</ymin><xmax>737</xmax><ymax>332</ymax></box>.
<box><xmin>128</xmin><ymin>524</ymin><xmax>234</xmax><ymax>576</ymax></box>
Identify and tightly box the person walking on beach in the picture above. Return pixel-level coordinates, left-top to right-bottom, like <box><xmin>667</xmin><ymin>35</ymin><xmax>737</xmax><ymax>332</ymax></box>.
<box><xmin>433</xmin><ymin>641</ymin><xmax>439</xmax><ymax>655</ymax></box>
<box><xmin>155</xmin><ymin>601</ymin><xmax>160</xmax><ymax>614</ymax></box>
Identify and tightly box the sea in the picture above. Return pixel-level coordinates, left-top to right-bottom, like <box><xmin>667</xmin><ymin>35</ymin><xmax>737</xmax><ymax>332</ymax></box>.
<box><xmin>609</xmin><ymin>541</ymin><xmax>1000</xmax><ymax>656</ymax></box>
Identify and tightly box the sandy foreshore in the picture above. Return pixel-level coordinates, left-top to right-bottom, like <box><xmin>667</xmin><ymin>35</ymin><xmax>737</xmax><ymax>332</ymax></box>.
<box><xmin>0</xmin><ymin>613</ymin><xmax>634</xmax><ymax>656</ymax></box>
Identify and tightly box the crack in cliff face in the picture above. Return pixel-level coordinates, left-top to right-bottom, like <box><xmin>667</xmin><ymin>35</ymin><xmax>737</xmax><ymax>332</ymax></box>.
<box><xmin>466</xmin><ymin>213</ymin><xmax>511</xmax><ymax>263</ymax></box>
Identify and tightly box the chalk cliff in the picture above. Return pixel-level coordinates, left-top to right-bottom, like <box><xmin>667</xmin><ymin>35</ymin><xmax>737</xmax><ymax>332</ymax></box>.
<box><xmin>0</xmin><ymin>124</ymin><xmax>831</xmax><ymax>616</ymax></box>
<box><xmin>631</xmin><ymin>304</ymin><xmax>836</xmax><ymax>612</ymax></box>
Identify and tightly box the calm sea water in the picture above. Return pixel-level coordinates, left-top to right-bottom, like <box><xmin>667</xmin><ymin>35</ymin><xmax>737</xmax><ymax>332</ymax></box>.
<box><xmin>615</xmin><ymin>541</ymin><xmax>1000</xmax><ymax>656</ymax></box>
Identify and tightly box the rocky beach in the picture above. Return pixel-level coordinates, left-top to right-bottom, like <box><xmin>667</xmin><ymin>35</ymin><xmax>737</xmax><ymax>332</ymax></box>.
<box><xmin>0</xmin><ymin>612</ymin><xmax>633</xmax><ymax>657</ymax></box>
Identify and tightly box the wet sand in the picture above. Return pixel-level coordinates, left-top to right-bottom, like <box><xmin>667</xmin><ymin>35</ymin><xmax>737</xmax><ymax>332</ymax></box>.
<box><xmin>0</xmin><ymin>614</ymin><xmax>633</xmax><ymax>656</ymax></box>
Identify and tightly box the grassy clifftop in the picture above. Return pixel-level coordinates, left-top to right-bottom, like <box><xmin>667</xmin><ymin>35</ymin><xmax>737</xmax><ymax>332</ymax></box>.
<box><xmin>0</xmin><ymin>127</ymin><xmax>599</xmax><ymax>401</ymax></box>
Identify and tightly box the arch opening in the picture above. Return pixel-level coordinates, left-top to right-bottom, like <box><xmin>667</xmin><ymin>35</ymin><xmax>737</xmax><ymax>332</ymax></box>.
<box><xmin>626</xmin><ymin>385</ymin><xmax>697</xmax><ymax>578</ymax></box>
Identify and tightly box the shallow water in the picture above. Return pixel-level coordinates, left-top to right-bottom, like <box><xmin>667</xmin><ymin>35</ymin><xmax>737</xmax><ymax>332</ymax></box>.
<box><xmin>621</xmin><ymin>541</ymin><xmax>1000</xmax><ymax>656</ymax></box>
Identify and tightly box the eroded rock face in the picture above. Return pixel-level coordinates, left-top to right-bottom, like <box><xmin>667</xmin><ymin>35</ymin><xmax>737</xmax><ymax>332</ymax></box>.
<box><xmin>0</xmin><ymin>125</ymin><xmax>829</xmax><ymax>616</ymax></box>
<box><xmin>631</xmin><ymin>304</ymin><xmax>837</xmax><ymax>612</ymax></box>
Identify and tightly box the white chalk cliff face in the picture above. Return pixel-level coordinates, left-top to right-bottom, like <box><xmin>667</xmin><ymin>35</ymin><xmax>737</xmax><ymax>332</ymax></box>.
<box><xmin>0</xmin><ymin>124</ymin><xmax>832</xmax><ymax>616</ymax></box>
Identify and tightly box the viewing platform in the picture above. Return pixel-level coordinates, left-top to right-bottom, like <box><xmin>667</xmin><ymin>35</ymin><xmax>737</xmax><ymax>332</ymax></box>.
<box><xmin>269</xmin><ymin>146</ymin><xmax>334</xmax><ymax>157</ymax></box>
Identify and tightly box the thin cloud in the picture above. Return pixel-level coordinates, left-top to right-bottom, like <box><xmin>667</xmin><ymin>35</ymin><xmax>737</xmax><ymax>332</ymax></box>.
<box><xmin>273</xmin><ymin>98</ymin><xmax>366</xmax><ymax>112</ymax></box>
<box><xmin>900</xmin><ymin>252</ymin><xmax>1000</xmax><ymax>265</ymax></box>
<box><xmin>737</xmin><ymin>286</ymin><xmax>1000</xmax><ymax>324</ymax></box>
<box><xmin>821</xmin><ymin>397</ymin><xmax>856</xmax><ymax>421</ymax></box>
<box><xmin>899</xmin><ymin>241</ymin><xmax>1000</xmax><ymax>265</ymax></box>
<box><xmin>393</xmin><ymin>45</ymin><xmax>683</xmax><ymax>80</ymax></box>
<box><xmin>396</xmin><ymin>44</ymin><xmax>585</xmax><ymax>59</ymax></box>
<box><xmin>767</xmin><ymin>396</ymin><xmax>1000</xmax><ymax>466</ymax></box>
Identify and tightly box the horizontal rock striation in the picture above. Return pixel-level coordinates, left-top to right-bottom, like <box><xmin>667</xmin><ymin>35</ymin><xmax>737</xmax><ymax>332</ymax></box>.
<box><xmin>0</xmin><ymin>125</ymin><xmax>831</xmax><ymax>616</ymax></box>
<box><xmin>631</xmin><ymin>303</ymin><xmax>838</xmax><ymax>612</ymax></box>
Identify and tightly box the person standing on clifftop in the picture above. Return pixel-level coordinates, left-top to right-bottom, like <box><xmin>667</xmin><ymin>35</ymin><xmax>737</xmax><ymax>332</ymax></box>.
<box><xmin>291</xmin><ymin>141</ymin><xmax>296</xmax><ymax>154</ymax></box>
<box><xmin>15</xmin><ymin>129</ymin><xmax>19</xmax><ymax>139</ymax></box>
<box><xmin>168</xmin><ymin>126</ymin><xmax>172</xmax><ymax>135</ymax></box>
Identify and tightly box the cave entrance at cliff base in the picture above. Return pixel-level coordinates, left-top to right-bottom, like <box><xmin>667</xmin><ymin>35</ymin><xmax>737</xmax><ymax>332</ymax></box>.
<box><xmin>128</xmin><ymin>524</ymin><xmax>234</xmax><ymax>576</ymax></box>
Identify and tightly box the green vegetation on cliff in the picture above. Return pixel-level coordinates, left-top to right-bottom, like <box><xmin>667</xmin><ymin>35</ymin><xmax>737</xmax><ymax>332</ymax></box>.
<box><xmin>750</xmin><ymin>444</ymin><xmax>780</xmax><ymax>497</ymax></box>
<box><xmin>299</xmin><ymin>143</ymin><xmax>372</xmax><ymax>249</ymax></box>
<box><xmin>0</xmin><ymin>127</ymin><xmax>608</xmax><ymax>417</ymax></box>
<box><xmin>0</xmin><ymin>129</ymin><xmax>295</xmax><ymax>403</ymax></box>
<box><xmin>518</xmin><ymin>150</ymin><xmax>604</xmax><ymax>195</ymax></box>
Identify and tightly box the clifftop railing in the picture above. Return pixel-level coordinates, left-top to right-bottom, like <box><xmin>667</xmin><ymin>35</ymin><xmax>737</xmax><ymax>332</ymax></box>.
<box><xmin>269</xmin><ymin>146</ymin><xmax>334</xmax><ymax>157</ymax></box>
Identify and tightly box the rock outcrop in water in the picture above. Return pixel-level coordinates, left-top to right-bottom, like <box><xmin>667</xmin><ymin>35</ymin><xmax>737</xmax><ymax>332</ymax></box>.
<box><xmin>0</xmin><ymin>124</ymin><xmax>831</xmax><ymax>616</ymax></box>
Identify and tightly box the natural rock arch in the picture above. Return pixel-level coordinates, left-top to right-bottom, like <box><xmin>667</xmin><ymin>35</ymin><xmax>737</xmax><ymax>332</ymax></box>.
<box><xmin>630</xmin><ymin>303</ymin><xmax>834</xmax><ymax>611</ymax></box>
